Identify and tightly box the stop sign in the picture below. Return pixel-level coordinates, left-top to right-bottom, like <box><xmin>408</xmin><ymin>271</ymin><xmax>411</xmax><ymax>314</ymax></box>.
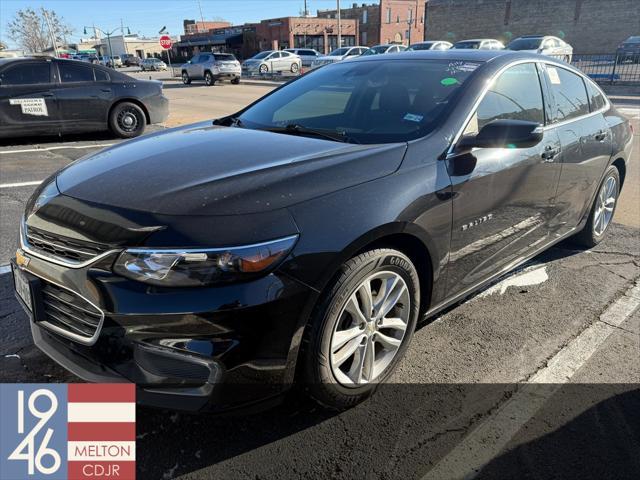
<box><xmin>159</xmin><ymin>35</ymin><xmax>172</xmax><ymax>50</ymax></box>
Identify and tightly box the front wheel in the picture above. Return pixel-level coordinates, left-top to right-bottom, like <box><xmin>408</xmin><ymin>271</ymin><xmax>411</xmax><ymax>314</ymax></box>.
<box><xmin>302</xmin><ymin>249</ymin><xmax>420</xmax><ymax>410</ymax></box>
<box><xmin>573</xmin><ymin>165</ymin><xmax>620</xmax><ymax>247</ymax></box>
<box><xmin>259</xmin><ymin>64</ymin><xmax>268</xmax><ymax>74</ymax></box>
<box><xmin>182</xmin><ymin>71</ymin><xmax>191</xmax><ymax>84</ymax></box>
<box><xmin>109</xmin><ymin>102</ymin><xmax>146</xmax><ymax>139</ymax></box>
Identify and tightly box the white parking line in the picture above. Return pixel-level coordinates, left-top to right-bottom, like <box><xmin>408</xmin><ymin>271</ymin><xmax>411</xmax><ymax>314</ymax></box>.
<box><xmin>0</xmin><ymin>143</ymin><xmax>114</xmax><ymax>155</ymax></box>
<box><xmin>422</xmin><ymin>280</ymin><xmax>640</xmax><ymax>480</ymax></box>
<box><xmin>0</xmin><ymin>180</ymin><xmax>43</xmax><ymax>189</ymax></box>
<box><xmin>0</xmin><ymin>264</ymin><xmax>11</xmax><ymax>275</ymax></box>
<box><xmin>618</xmin><ymin>107</ymin><xmax>640</xmax><ymax>118</ymax></box>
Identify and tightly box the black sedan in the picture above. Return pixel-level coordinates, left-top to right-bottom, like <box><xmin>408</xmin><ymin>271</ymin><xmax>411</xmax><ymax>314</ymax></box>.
<box><xmin>0</xmin><ymin>57</ymin><xmax>168</xmax><ymax>140</ymax></box>
<box><xmin>12</xmin><ymin>50</ymin><xmax>632</xmax><ymax>412</ymax></box>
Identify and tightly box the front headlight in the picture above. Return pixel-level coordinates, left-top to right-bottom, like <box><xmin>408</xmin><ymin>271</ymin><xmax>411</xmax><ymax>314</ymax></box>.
<box><xmin>113</xmin><ymin>235</ymin><xmax>298</xmax><ymax>287</ymax></box>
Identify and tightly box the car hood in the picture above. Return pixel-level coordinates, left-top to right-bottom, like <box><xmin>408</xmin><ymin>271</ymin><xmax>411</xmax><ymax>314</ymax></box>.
<box><xmin>56</xmin><ymin>122</ymin><xmax>407</xmax><ymax>216</ymax></box>
<box><xmin>315</xmin><ymin>56</ymin><xmax>342</xmax><ymax>62</ymax></box>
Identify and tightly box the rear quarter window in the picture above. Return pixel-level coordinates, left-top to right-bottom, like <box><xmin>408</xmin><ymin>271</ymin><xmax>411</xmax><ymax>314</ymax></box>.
<box><xmin>544</xmin><ymin>65</ymin><xmax>590</xmax><ymax>122</ymax></box>
<box><xmin>584</xmin><ymin>79</ymin><xmax>606</xmax><ymax>112</ymax></box>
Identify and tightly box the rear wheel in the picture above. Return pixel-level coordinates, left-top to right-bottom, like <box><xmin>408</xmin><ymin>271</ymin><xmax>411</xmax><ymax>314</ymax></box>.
<box><xmin>231</xmin><ymin>77</ymin><xmax>240</xmax><ymax>85</ymax></box>
<box><xmin>182</xmin><ymin>71</ymin><xmax>191</xmax><ymax>84</ymax></box>
<box><xmin>573</xmin><ymin>165</ymin><xmax>620</xmax><ymax>247</ymax></box>
<box><xmin>291</xmin><ymin>62</ymin><xmax>300</xmax><ymax>73</ymax></box>
<box><xmin>204</xmin><ymin>71</ymin><xmax>215</xmax><ymax>86</ymax></box>
<box><xmin>109</xmin><ymin>102</ymin><xmax>146</xmax><ymax>139</ymax></box>
<box><xmin>302</xmin><ymin>249</ymin><xmax>420</xmax><ymax>410</ymax></box>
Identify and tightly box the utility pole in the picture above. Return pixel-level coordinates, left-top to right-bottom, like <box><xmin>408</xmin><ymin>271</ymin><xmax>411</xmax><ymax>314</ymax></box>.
<box><xmin>337</xmin><ymin>0</ymin><xmax>342</xmax><ymax>48</ymax></box>
<box><xmin>42</xmin><ymin>9</ymin><xmax>59</xmax><ymax>57</ymax></box>
<box><xmin>197</xmin><ymin>0</ymin><xmax>205</xmax><ymax>26</ymax></box>
<box><xmin>121</xmin><ymin>18</ymin><xmax>128</xmax><ymax>55</ymax></box>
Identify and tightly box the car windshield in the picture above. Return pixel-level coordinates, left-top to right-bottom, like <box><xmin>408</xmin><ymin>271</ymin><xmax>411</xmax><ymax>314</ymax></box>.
<box><xmin>252</xmin><ymin>51</ymin><xmax>271</xmax><ymax>59</ymax></box>
<box><xmin>508</xmin><ymin>38</ymin><xmax>543</xmax><ymax>50</ymax></box>
<box><xmin>214</xmin><ymin>54</ymin><xmax>236</xmax><ymax>61</ymax></box>
<box><xmin>409</xmin><ymin>43</ymin><xmax>434</xmax><ymax>51</ymax></box>
<box><xmin>452</xmin><ymin>41</ymin><xmax>482</xmax><ymax>49</ymax></box>
<box><xmin>625</xmin><ymin>36</ymin><xmax>640</xmax><ymax>43</ymax></box>
<box><xmin>362</xmin><ymin>46</ymin><xmax>389</xmax><ymax>56</ymax></box>
<box><xmin>237</xmin><ymin>59</ymin><xmax>480</xmax><ymax>144</ymax></box>
<box><xmin>329</xmin><ymin>48</ymin><xmax>350</xmax><ymax>56</ymax></box>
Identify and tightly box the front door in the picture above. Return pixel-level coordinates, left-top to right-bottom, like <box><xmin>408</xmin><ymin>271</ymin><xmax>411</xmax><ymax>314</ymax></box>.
<box><xmin>446</xmin><ymin>62</ymin><xmax>562</xmax><ymax>297</ymax></box>
<box><xmin>0</xmin><ymin>61</ymin><xmax>61</xmax><ymax>138</ymax></box>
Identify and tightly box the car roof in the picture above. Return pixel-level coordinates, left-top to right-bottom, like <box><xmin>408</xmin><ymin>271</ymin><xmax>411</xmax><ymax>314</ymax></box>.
<box><xmin>346</xmin><ymin>49</ymin><xmax>527</xmax><ymax>64</ymax></box>
<box><xmin>456</xmin><ymin>38</ymin><xmax>498</xmax><ymax>42</ymax></box>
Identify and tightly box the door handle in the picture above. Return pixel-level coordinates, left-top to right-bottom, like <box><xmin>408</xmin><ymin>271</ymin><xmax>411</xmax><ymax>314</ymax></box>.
<box><xmin>541</xmin><ymin>145</ymin><xmax>561</xmax><ymax>162</ymax></box>
<box><xmin>100</xmin><ymin>88</ymin><xmax>111</xmax><ymax>93</ymax></box>
<box><xmin>594</xmin><ymin>130</ymin><xmax>608</xmax><ymax>142</ymax></box>
<box><xmin>42</xmin><ymin>93</ymin><xmax>54</xmax><ymax>97</ymax></box>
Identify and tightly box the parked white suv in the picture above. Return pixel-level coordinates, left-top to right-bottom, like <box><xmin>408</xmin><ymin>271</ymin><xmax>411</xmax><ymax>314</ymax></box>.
<box><xmin>284</xmin><ymin>48</ymin><xmax>321</xmax><ymax>67</ymax></box>
<box><xmin>182</xmin><ymin>52</ymin><xmax>241</xmax><ymax>85</ymax></box>
<box><xmin>507</xmin><ymin>35</ymin><xmax>573</xmax><ymax>62</ymax></box>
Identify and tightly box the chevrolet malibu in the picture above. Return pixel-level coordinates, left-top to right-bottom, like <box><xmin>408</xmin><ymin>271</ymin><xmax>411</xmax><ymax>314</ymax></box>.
<box><xmin>13</xmin><ymin>50</ymin><xmax>632</xmax><ymax>412</ymax></box>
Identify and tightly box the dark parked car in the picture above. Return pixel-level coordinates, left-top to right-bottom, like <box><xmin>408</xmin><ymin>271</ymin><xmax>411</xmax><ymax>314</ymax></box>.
<box><xmin>12</xmin><ymin>51</ymin><xmax>632</xmax><ymax>412</ymax></box>
<box><xmin>0</xmin><ymin>57</ymin><xmax>168</xmax><ymax>139</ymax></box>
<box><xmin>616</xmin><ymin>36</ymin><xmax>640</xmax><ymax>63</ymax></box>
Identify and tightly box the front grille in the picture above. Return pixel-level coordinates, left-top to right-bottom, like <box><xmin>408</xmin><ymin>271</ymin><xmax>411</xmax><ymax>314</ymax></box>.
<box><xmin>26</xmin><ymin>227</ymin><xmax>111</xmax><ymax>264</ymax></box>
<box><xmin>40</xmin><ymin>281</ymin><xmax>103</xmax><ymax>342</ymax></box>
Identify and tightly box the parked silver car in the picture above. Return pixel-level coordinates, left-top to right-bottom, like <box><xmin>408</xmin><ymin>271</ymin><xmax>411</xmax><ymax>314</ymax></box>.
<box><xmin>242</xmin><ymin>50</ymin><xmax>302</xmax><ymax>75</ymax></box>
<box><xmin>310</xmin><ymin>46</ymin><xmax>369</xmax><ymax>69</ymax></box>
<box><xmin>182</xmin><ymin>52</ymin><xmax>241</xmax><ymax>85</ymax></box>
<box><xmin>284</xmin><ymin>48</ymin><xmax>321</xmax><ymax>67</ymax></box>
<box><xmin>360</xmin><ymin>44</ymin><xmax>407</xmax><ymax>56</ymax></box>
<box><xmin>615</xmin><ymin>36</ymin><xmax>640</xmax><ymax>64</ymax></box>
<box><xmin>452</xmin><ymin>39</ymin><xmax>505</xmax><ymax>50</ymax></box>
<box><xmin>140</xmin><ymin>58</ymin><xmax>168</xmax><ymax>71</ymax></box>
<box><xmin>507</xmin><ymin>35</ymin><xmax>573</xmax><ymax>62</ymax></box>
<box><xmin>408</xmin><ymin>41</ymin><xmax>452</xmax><ymax>51</ymax></box>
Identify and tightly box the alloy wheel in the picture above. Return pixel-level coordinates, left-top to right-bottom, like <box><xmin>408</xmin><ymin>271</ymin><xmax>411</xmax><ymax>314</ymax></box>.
<box><xmin>330</xmin><ymin>271</ymin><xmax>410</xmax><ymax>386</ymax></box>
<box><xmin>593</xmin><ymin>175</ymin><xmax>617</xmax><ymax>236</ymax></box>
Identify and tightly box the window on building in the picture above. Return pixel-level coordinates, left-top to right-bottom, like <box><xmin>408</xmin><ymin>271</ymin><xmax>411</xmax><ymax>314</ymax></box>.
<box><xmin>0</xmin><ymin>63</ymin><xmax>50</xmax><ymax>85</ymax></box>
<box><xmin>465</xmin><ymin>63</ymin><xmax>544</xmax><ymax>134</ymax></box>
<box><xmin>361</xmin><ymin>31</ymin><xmax>368</xmax><ymax>45</ymax></box>
<box><xmin>397</xmin><ymin>14</ymin><xmax>400</xmax><ymax>23</ymax></box>
<box><xmin>386</xmin><ymin>8</ymin><xmax>392</xmax><ymax>23</ymax></box>
<box><xmin>59</xmin><ymin>63</ymin><xmax>95</xmax><ymax>83</ymax></box>
<box><xmin>362</xmin><ymin>10</ymin><xmax>368</xmax><ymax>24</ymax></box>
<box><xmin>544</xmin><ymin>65</ymin><xmax>590</xmax><ymax>122</ymax></box>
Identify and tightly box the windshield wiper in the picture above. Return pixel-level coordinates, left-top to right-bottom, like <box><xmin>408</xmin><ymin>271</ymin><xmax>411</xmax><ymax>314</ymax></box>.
<box><xmin>262</xmin><ymin>124</ymin><xmax>358</xmax><ymax>143</ymax></box>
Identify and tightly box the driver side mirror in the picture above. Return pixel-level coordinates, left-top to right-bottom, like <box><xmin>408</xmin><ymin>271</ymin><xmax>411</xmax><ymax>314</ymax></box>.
<box><xmin>457</xmin><ymin>119</ymin><xmax>543</xmax><ymax>152</ymax></box>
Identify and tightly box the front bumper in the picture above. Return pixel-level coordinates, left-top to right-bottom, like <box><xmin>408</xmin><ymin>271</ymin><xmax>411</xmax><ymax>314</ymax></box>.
<box><xmin>12</xmin><ymin>247</ymin><xmax>315</xmax><ymax>412</ymax></box>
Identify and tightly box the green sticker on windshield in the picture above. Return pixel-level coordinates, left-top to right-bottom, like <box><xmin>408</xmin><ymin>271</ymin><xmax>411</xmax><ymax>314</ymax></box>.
<box><xmin>441</xmin><ymin>77</ymin><xmax>459</xmax><ymax>86</ymax></box>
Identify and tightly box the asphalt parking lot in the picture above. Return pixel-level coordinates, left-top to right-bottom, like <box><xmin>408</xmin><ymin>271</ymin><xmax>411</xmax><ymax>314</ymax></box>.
<box><xmin>0</xmin><ymin>84</ymin><xmax>638</xmax><ymax>479</ymax></box>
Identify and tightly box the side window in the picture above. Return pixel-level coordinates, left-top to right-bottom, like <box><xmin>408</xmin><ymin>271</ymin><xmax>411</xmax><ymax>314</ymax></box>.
<box><xmin>94</xmin><ymin>69</ymin><xmax>110</xmax><ymax>82</ymax></box>
<box><xmin>545</xmin><ymin>65</ymin><xmax>590</xmax><ymax>122</ymax></box>
<box><xmin>0</xmin><ymin>63</ymin><xmax>50</xmax><ymax>85</ymax></box>
<box><xmin>271</xmin><ymin>52</ymin><xmax>281</xmax><ymax>59</ymax></box>
<box><xmin>59</xmin><ymin>63</ymin><xmax>95</xmax><ymax>83</ymax></box>
<box><xmin>465</xmin><ymin>63</ymin><xmax>544</xmax><ymax>135</ymax></box>
<box><xmin>585</xmin><ymin>79</ymin><xmax>606</xmax><ymax>112</ymax></box>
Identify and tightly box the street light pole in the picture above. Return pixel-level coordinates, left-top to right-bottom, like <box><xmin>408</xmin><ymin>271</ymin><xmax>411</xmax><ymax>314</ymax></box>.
<box><xmin>337</xmin><ymin>0</ymin><xmax>342</xmax><ymax>48</ymax></box>
<box><xmin>84</xmin><ymin>25</ymin><xmax>130</xmax><ymax>66</ymax></box>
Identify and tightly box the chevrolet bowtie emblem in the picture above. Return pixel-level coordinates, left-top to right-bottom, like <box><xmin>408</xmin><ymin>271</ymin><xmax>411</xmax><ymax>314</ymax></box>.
<box><xmin>15</xmin><ymin>250</ymin><xmax>30</xmax><ymax>268</ymax></box>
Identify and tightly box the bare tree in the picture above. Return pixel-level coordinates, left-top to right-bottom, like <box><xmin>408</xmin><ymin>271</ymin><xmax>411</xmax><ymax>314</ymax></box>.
<box><xmin>7</xmin><ymin>7</ymin><xmax>73</xmax><ymax>53</ymax></box>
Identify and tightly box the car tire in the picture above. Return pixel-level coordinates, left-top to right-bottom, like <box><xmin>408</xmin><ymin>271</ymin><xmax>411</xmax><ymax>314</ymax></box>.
<box><xmin>573</xmin><ymin>165</ymin><xmax>620</xmax><ymax>248</ymax></box>
<box><xmin>291</xmin><ymin>62</ymin><xmax>299</xmax><ymax>73</ymax></box>
<box><xmin>109</xmin><ymin>102</ymin><xmax>146</xmax><ymax>139</ymax></box>
<box><xmin>259</xmin><ymin>64</ymin><xmax>268</xmax><ymax>74</ymax></box>
<box><xmin>231</xmin><ymin>77</ymin><xmax>240</xmax><ymax>85</ymax></box>
<box><xmin>182</xmin><ymin>71</ymin><xmax>191</xmax><ymax>84</ymax></box>
<box><xmin>302</xmin><ymin>248</ymin><xmax>420</xmax><ymax>410</ymax></box>
<box><xmin>204</xmin><ymin>71</ymin><xmax>215</xmax><ymax>86</ymax></box>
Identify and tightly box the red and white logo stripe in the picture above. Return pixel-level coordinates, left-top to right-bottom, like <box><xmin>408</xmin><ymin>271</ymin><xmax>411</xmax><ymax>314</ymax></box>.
<box><xmin>67</xmin><ymin>384</ymin><xmax>136</xmax><ymax>480</ymax></box>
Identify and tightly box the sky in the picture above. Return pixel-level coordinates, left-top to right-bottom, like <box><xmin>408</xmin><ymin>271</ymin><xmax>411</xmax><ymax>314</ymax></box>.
<box><xmin>0</xmin><ymin>0</ymin><xmax>367</xmax><ymax>49</ymax></box>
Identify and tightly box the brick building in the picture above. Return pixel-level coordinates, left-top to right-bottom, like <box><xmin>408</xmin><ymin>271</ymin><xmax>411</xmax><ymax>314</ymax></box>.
<box><xmin>183</xmin><ymin>19</ymin><xmax>232</xmax><ymax>35</ymax></box>
<box><xmin>318</xmin><ymin>1</ymin><xmax>425</xmax><ymax>46</ymax></box>
<box><xmin>424</xmin><ymin>0</ymin><xmax>638</xmax><ymax>53</ymax></box>
<box><xmin>255</xmin><ymin>17</ymin><xmax>359</xmax><ymax>54</ymax></box>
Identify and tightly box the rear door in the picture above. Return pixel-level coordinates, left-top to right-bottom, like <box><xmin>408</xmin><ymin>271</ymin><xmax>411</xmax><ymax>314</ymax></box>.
<box><xmin>446</xmin><ymin>62</ymin><xmax>562</xmax><ymax>296</ymax></box>
<box><xmin>0</xmin><ymin>61</ymin><xmax>61</xmax><ymax>137</ymax></box>
<box><xmin>53</xmin><ymin>62</ymin><xmax>113</xmax><ymax>132</ymax></box>
<box><xmin>541</xmin><ymin>63</ymin><xmax>612</xmax><ymax>236</ymax></box>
